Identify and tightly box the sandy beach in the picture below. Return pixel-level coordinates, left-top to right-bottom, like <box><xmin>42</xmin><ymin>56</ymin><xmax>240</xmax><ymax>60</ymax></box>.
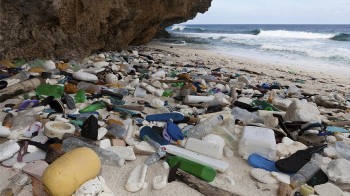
<box><xmin>0</xmin><ymin>42</ymin><xmax>349</xmax><ymax>196</ymax></box>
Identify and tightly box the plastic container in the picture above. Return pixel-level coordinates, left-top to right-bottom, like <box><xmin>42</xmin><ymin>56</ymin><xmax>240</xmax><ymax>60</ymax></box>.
<box><xmin>167</xmin><ymin>156</ymin><xmax>217</xmax><ymax>182</ymax></box>
<box><xmin>187</xmin><ymin>115</ymin><xmax>224</xmax><ymax>139</ymax></box>
<box><xmin>238</xmin><ymin>126</ymin><xmax>277</xmax><ymax>161</ymax></box>
<box><xmin>232</xmin><ymin>107</ymin><xmax>264</xmax><ymax>124</ymax></box>
<box><xmin>290</xmin><ymin>160</ymin><xmax>320</xmax><ymax>188</ymax></box>
<box><xmin>62</xmin><ymin>137</ymin><xmax>124</xmax><ymax>166</ymax></box>
<box><xmin>163</xmin><ymin>145</ymin><xmax>229</xmax><ymax>173</ymax></box>
<box><xmin>180</xmin><ymin>138</ymin><xmax>224</xmax><ymax>159</ymax></box>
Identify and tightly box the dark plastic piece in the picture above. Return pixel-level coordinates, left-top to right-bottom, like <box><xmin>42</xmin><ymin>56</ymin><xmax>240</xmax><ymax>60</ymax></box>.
<box><xmin>81</xmin><ymin>115</ymin><xmax>99</xmax><ymax>140</ymax></box>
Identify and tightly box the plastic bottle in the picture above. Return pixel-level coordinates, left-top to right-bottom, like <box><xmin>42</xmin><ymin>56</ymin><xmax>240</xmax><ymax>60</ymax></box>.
<box><xmin>214</xmin><ymin>126</ymin><xmax>239</xmax><ymax>150</ymax></box>
<box><xmin>166</xmin><ymin>155</ymin><xmax>217</xmax><ymax>182</ymax></box>
<box><xmin>61</xmin><ymin>137</ymin><xmax>124</xmax><ymax>166</ymax></box>
<box><xmin>112</xmin><ymin>88</ymin><xmax>129</xmax><ymax>96</ymax></box>
<box><xmin>77</xmin><ymin>82</ymin><xmax>101</xmax><ymax>94</ymax></box>
<box><xmin>36</xmin><ymin>84</ymin><xmax>64</xmax><ymax>98</ymax></box>
<box><xmin>75</xmin><ymin>90</ymin><xmax>86</xmax><ymax>103</ymax></box>
<box><xmin>231</xmin><ymin>107</ymin><xmax>264</xmax><ymax>124</ymax></box>
<box><xmin>162</xmin><ymin>90</ymin><xmax>173</xmax><ymax>97</ymax></box>
<box><xmin>187</xmin><ymin>115</ymin><xmax>224</xmax><ymax>139</ymax></box>
<box><xmin>0</xmin><ymin>78</ymin><xmax>44</xmax><ymax>102</ymax></box>
<box><xmin>4</xmin><ymin>71</ymin><xmax>30</xmax><ymax>84</ymax></box>
<box><xmin>290</xmin><ymin>160</ymin><xmax>320</xmax><ymax>188</ymax></box>
<box><xmin>79</xmin><ymin>101</ymin><xmax>107</xmax><ymax>113</ymax></box>
<box><xmin>143</xmin><ymin>136</ymin><xmax>166</xmax><ymax>165</ymax></box>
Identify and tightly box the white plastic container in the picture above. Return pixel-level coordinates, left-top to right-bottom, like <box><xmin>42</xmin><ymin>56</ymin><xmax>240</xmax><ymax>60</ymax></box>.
<box><xmin>239</xmin><ymin>126</ymin><xmax>277</xmax><ymax>161</ymax></box>
<box><xmin>180</xmin><ymin>138</ymin><xmax>224</xmax><ymax>159</ymax></box>
<box><xmin>163</xmin><ymin>145</ymin><xmax>229</xmax><ymax>173</ymax></box>
<box><xmin>184</xmin><ymin>95</ymin><xmax>215</xmax><ymax>104</ymax></box>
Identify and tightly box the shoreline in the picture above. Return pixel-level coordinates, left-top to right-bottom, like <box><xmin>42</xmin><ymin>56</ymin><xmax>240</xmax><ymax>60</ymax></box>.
<box><xmin>149</xmin><ymin>40</ymin><xmax>350</xmax><ymax>79</ymax></box>
<box><xmin>147</xmin><ymin>41</ymin><xmax>349</xmax><ymax>95</ymax></box>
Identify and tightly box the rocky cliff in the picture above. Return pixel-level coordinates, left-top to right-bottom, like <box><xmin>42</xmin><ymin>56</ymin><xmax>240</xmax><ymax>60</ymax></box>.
<box><xmin>0</xmin><ymin>0</ymin><xmax>212</xmax><ymax>60</ymax></box>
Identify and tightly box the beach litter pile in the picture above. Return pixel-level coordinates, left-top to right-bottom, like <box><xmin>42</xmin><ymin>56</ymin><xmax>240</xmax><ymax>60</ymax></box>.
<box><xmin>0</xmin><ymin>46</ymin><xmax>350</xmax><ymax>196</ymax></box>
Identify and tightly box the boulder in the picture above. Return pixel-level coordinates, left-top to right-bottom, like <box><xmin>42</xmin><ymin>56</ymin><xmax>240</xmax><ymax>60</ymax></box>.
<box><xmin>0</xmin><ymin>0</ymin><xmax>212</xmax><ymax>60</ymax></box>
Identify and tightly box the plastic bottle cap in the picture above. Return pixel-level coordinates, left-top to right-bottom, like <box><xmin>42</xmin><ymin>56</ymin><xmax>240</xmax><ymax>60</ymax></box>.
<box><xmin>178</xmin><ymin>139</ymin><xmax>186</xmax><ymax>147</ymax></box>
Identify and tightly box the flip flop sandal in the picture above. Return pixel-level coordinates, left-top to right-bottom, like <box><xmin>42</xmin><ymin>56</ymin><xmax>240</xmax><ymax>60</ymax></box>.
<box><xmin>140</xmin><ymin>126</ymin><xmax>169</xmax><ymax>146</ymax></box>
<box><xmin>275</xmin><ymin>144</ymin><xmax>327</xmax><ymax>173</ymax></box>
<box><xmin>248</xmin><ymin>154</ymin><xmax>281</xmax><ymax>172</ymax></box>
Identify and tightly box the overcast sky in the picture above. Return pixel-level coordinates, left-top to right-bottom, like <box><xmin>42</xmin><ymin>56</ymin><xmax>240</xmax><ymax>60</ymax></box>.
<box><xmin>186</xmin><ymin>0</ymin><xmax>350</xmax><ymax>24</ymax></box>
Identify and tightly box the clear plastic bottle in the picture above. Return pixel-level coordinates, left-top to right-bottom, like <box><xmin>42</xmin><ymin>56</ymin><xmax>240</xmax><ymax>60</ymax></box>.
<box><xmin>187</xmin><ymin>115</ymin><xmax>224</xmax><ymax>139</ymax></box>
<box><xmin>231</xmin><ymin>107</ymin><xmax>264</xmax><ymax>124</ymax></box>
<box><xmin>143</xmin><ymin>136</ymin><xmax>166</xmax><ymax>165</ymax></box>
<box><xmin>61</xmin><ymin>137</ymin><xmax>124</xmax><ymax>166</ymax></box>
<box><xmin>290</xmin><ymin>160</ymin><xmax>320</xmax><ymax>188</ymax></box>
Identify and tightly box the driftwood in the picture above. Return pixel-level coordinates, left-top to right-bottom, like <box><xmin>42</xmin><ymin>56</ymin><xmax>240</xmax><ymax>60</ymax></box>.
<box><xmin>169</xmin><ymin>166</ymin><xmax>237</xmax><ymax>196</ymax></box>
<box><xmin>327</xmin><ymin>121</ymin><xmax>350</xmax><ymax>127</ymax></box>
<box><xmin>239</xmin><ymin>68</ymin><xmax>263</xmax><ymax>75</ymax></box>
<box><xmin>159</xmin><ymin>79</ymin><xmax>228</xmax><ymax>85</ymax></box>
<box><xmin>176</xmin><ymin>170</ymin><xmax>237</xmax><ymax>196</ymax></box>
<box><xmin>114</xmin><ymin>105</ymin><xmax>145</xmax><ymax>111</ymax></box>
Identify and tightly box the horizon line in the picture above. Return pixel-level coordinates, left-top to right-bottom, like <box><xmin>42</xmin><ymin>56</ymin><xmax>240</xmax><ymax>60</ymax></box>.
<box><xmin>183</xmin><ymin>23</ymin><xmax>350</xmax><ymax>25</ymax></box>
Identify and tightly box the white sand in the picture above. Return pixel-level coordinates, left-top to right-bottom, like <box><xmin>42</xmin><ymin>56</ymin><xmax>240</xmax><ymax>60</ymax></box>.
<box><xmin>1</xmin><ymin>42</ymin><xmax>350</xmax><ymax>196</ymax></box>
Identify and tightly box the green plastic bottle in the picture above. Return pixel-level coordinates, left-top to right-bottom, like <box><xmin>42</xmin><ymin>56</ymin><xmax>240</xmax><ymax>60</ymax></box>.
<box><xmin>74</xmin><ymin>90</ymin><xmax>87</xmax><ymax>103</ymax></box>
<box><xmin>162</xmin><ymin>90</ymin><xmax>173</xmax><ymax>97</ymax></box>
<box><xmin>252</xmin><ymin>100</ymin><xmax>280</xmax><ymax>111</ymax></box>
<box><xmin>36</xmin><ymin>84</ymin><xmax>64</xmax><ymax>98</ymax></box>
<box><xmin>79</xmin><ymin>101</ymin><xmax>107</xmax><ymax>113</ymax></box>
<box><xmin>166</xmin><ymin>156</ymin><xmax>217</xmax><ymax>182</ymax></box>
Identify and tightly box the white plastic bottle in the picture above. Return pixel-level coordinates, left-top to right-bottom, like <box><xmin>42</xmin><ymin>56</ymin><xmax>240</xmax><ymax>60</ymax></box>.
<box><xmin>180</xmin><ymin>138</ymin><xmax>224</xmax><ymax>159</ymax></box>
<box><xmin>163</xmin><ymin>145</ymin><xmax>229</xmax><ymax>173</ymax></box>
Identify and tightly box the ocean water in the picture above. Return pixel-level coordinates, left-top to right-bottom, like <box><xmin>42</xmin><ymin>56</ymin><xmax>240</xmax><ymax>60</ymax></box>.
<box><xmin>162</xmin><ymin>24</ymin><xmax>350</xmax><ymax>69</ymax></box>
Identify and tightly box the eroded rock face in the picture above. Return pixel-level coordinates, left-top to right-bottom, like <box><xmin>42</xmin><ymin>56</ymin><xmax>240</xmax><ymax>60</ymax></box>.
<box><xmin>0</xmin><ymin>0</ymin><xmax>212</xmax><ymax>60</ymax></box>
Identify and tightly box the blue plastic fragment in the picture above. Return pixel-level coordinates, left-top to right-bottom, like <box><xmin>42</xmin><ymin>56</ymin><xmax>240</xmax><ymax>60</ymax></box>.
<box><xmin>326</xmin><ymin>126</ymin><xmax>349</xmax><ymax>133</ymax></box>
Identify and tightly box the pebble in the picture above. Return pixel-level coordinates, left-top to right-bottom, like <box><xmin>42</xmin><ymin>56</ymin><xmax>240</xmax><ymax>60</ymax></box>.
<box><xmin>250</xmin><ymin>168</ymin><xmax>279</xmax><ymax>184</ymax></box>
<box><xmin>98</xmin><ymin>139</ymin><xmax>111</xmax><ymax>149</ymax></box>
<box><xmin>326</xmin><ymin>136</ymin><xmax>337</xmax><ymax>143</ymax></box>
<box><xmin>43</xmin><ymin>60</ymin><xmax>56</xmax><ymax>70</ymax></box>
<box><xmin>65</xmin><ymin>83</ymin><xmax>79</xmax><ymax>94</ymax></box>
<box><xmin>22</xmin><ymin>160</ymin><xmax>49</xmax><ymax>180</ymax></box>
<box><xmin>74</xmin><ymin>176</ymin><xmax>114</xmax><ymax>196</ymax></box>
<box><xmin>106</xmin><ymin>146</ymin><xmax>136</xmax><ymax>161</ymax></box>
<box><xmin>73</xmin><ymin>71</ymin><xmax>98</xmax><ymax>82</ymax></box>
<box><xmin>0</xmin><ymin>125</ymin><xmax>11</xmax><ymax>137</ymax></box>
<box><xmin>324</xmin><ymin>146</ymin><xmax>338</xmax><ymax>158</ymax></box>
<box><xmin>223</xmin><ymin>146</ymin><xmax>234</xmax><ymax>157</ymax></box>
<box><xmin>97</xmin><ymin>127</ymin><xmax>108</xmax><ymax>140</ymax></box>
<box><xmin>125</xmin><ymin>164</ymin><xmax>148</xmax><ymax>192</ymax></box>
<box><xmin>0</xmin><ymin>140</ymin><xmax>20</xmax><ymax>162</ymax></box>
<box><xmin>277</xmin><ymin>183</ymin><xmax>292</xmax><ymax>196</ymax></box>
<box><xmin>163</xmin><ymin>161</ymin><xmax>170</xmax><ymax>170</ymax></box>
<box><xmin>314</xmin><ymin>182</ymin><xmax>344</xmax><ymax>196</ymax></box>
<box><xmin>105</xmin><ymin>73</ymin><xmax>118</xmax><ymax>84</ymax></box>
<box><xmin>152</xmin><ymin>175</ymin><xmax>168</xmax><ymax>190</ymax></box>
<box><xmin>271</xmin><ymin>172</ymin><xmax>290</xmax><ymax>184</ymax></box>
